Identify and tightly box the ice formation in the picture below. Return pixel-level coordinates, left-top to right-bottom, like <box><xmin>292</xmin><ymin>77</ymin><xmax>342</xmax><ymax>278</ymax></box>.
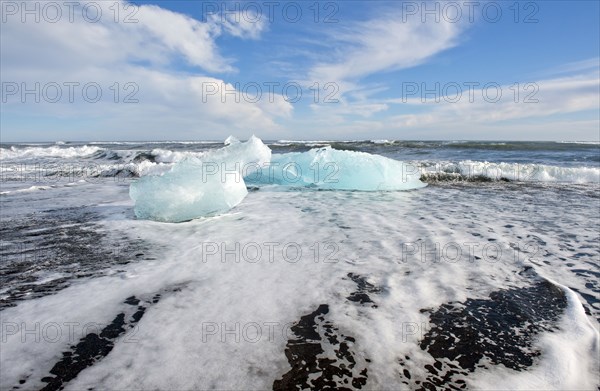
<box><xmin>130</xmin><ymin>137</ymin><xmax>426</xmax><ymax>222</ymax></box>
<box><xmin>129</xmin><ymin>136</ymin><xmax>270</xmax><ymax>222</ymax></box>
<box><xmin>247</xmin><ymin>147</ymin><xmax>426</xmax><ymax>191</ymax></box>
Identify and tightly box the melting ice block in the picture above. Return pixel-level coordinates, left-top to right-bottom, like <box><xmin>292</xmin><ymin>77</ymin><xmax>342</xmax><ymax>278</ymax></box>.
<box><xmin>131</xmin><ymin>138</ymin><xmax>425</xmax><ymax>222</ymax></box>
<box><xmin>130</xmin><ymin>136</ymin><xmax>271</xmax><ymax>222</ymax></box>
<box><xmin>247</xmin><ymin>147</ymin><xmax>426</xmax><ymax>191</ymax></box>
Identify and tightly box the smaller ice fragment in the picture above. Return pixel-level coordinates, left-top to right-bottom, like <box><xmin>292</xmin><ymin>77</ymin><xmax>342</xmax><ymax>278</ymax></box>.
<box><xmin>130</xmin><ymin>136</ymin><xmax>271</xmax><ymax>222</ymax></box>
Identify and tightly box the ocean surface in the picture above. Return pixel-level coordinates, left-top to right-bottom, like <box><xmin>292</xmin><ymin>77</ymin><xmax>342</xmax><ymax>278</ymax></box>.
<box><xmin>1</xmin><ymin>139</ymin><xmax>599</xmax><ymax>390</ymax></box>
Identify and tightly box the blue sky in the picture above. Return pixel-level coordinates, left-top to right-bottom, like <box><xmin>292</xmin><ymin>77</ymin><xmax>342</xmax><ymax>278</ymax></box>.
<box><xmin>1</xmin><ymin>0</ymin><xmax>599</xmax><ymax>141</ymax></box>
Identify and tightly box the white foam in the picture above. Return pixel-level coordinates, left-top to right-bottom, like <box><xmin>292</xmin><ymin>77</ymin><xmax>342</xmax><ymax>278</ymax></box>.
<box><xmin>420</xmin><ymin>160</ymin><xmax>600</xmax><ymax>183</ymax></box>
<box><xmin>0</xmin><ymin>145</ymin><xmax>101</xmax><ymax>160</ymax></box>
<box><xmin>0</xmin><ymin>185</ymin><xmax>53</xmax><ymax>195</ymax></box>
<box><xmin>468</xmin><ymin>281</ymin><xmax>599</xmax><ymax>390</ymax></box>
<box><xmin>147</xmin><ymin>148</ymin><xmax>204</xmax><ymax>163</ymax></box>
<box><xmin>558</xmin><ymin>141</ymin><xmax>600</xmax><ymax>145</ymax></box>
<box><xmin>1</xmin><ymin>140</ymin><xmax>598</xmax><ymax>391</ymax></box>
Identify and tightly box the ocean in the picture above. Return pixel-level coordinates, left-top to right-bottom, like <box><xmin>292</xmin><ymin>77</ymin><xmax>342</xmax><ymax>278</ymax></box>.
<box><xmin>1</xmin><ymin>139</ymin><xmax>599</xmax><ymax>390</ymax></box>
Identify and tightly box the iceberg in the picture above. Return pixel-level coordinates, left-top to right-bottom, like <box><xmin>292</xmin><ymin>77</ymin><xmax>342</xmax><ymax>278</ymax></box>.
<box><xmin>130</xmin><ymin>136</ymin><xmax>270</xmax><ymax>222</ymax></box>
<box><xmin>246</xmin><ymin>147</ymin><xmax>426</xmax><ymax>191</ymax></box>
<box><xmin>130</xmin><ymin>137</ymin><xmax>425</xmax><ymax>222</ymax></box>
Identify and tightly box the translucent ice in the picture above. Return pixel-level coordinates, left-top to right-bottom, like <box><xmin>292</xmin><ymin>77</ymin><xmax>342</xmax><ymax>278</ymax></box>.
<box><xmin>130</xmin><ymin>136</ymin><xmax>270</xmax><ymax>222</ymax></box>
<box><xmin>131</xmin><ymin>139</ymin><xmax>425</xmax><ymax>222</ymax></box>
<box><xmin>246</xmin><ymin>147</ymin><xmax>426</xmax><ymax>191</ymax></box>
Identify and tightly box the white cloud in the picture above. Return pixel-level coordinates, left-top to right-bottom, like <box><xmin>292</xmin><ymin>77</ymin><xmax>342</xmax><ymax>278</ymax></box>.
<box><xmin>212</xmin><ymin>11</ymin><xmax>266</xmax><ymax>40</ymax></box>
<box><xmin>1</xmin><ymin>1</ymin><xmax>234</xmax><ymax>72</ymax></box>
<box><xmin>1</xmin><ymin>0</ymin><xmax>289</xmax><ymax>140</ymax></box>
<box><xmin>385</xmin><ymin>74</ymin><xmax>600</xmax><ymax>126</ymax></box>
<box><xmin>301</xmin><ymin>9</ymin><xmax>464</xmax><ymax>128</ymax></box>
<box><xmin>541</xmin><ymin>58</ymin><xmax>600</xmax><ymax>77</ymax></box>
<box><xmin>134</xmin><ymin>4</ymin><xmax>233</xmax><ymax>73</ymax></box>
<box><xmin>285</xmin><ymin>73</ymin><xmax>599</xmax><ymax>141</ymax></box>
<box><xmin>2</xmin><ymin>1</ymin><xmax>596</xmax><ymax>141</ymax></box>
<box><xmin>308</xmin><ymin>12</ymin><xmax>463</xmax><ymax>90</ymax></box>
<box><xmin>309</xmin><ymin>102</ymin><xmax>389</xmax><ymax>119</ymax></box>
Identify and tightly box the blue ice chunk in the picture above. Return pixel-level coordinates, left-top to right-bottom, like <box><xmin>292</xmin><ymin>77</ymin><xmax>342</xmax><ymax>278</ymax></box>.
<box><xmin>130</xmin><ymin>136</ymin><xmax>270</xmax><ymax>222</ymax></box>
<box><xmin>245</xmin><ymin>147</ymin><xmax>426</xmax><ymax>191</ymax></box>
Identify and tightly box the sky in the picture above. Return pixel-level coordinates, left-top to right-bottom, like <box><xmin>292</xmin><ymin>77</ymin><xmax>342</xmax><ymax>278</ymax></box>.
<box><xmin>1</xmin><ymin>0</ymin><xmax>599</xmax><ymax>141</ymax></box>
